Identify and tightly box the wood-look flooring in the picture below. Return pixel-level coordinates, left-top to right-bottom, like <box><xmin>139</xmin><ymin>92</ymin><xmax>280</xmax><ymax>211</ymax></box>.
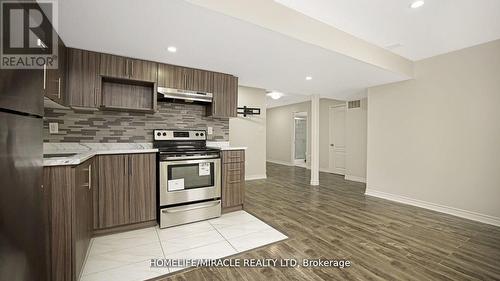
<box><xmin>155</xmin><ymin>163</ymin><xmax>500</xmax><ymax>281</ymax></box>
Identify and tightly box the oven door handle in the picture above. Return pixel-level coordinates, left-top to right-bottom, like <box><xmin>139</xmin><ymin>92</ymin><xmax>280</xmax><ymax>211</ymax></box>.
<box><xmin>163</xmin><ymin>155</ymin><xmax>219</xmax><ymax>161</ymax></box>
<box><xmin>161</xmin><ymin>201</ymin><xmax>221</xmax><ymax>214</ymax></box>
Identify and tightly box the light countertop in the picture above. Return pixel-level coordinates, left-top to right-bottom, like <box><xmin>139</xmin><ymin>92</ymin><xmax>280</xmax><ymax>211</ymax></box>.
<box><xmin>206</xmin><ymin>141</ymin><xmax>247</xmax><ymax>151</ymax></box>
<box><xmin>43</xmin><ymin>143</ymin><xmax>158</xmax><ymax>167</ymax></box>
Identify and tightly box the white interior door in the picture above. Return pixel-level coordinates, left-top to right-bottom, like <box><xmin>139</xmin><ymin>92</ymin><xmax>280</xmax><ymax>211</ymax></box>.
<box><xmin>329</xmin><ymin>105</ymin><xmax>346</xmax><ymax>174</ymax></box>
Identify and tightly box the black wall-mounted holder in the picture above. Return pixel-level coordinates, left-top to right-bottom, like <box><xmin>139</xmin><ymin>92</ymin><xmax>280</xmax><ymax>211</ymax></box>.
<box><xmin>237</xmin><ymin>106</ymin><xmax>261</xmax><ymax>117</ymax></box>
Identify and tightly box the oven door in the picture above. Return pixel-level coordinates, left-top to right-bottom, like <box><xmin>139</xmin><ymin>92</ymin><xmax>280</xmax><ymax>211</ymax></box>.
<box><xmin>159</xmin><ymin>158</ymin><xmax>221</xmax><ymax>206</ymax></box>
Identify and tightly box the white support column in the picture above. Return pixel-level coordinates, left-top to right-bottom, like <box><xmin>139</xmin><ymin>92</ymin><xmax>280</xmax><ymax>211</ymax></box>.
<box><xmin>310</xmin><ymin>94</ymin><xmax>320</xmax><ymax>186</ymax></box>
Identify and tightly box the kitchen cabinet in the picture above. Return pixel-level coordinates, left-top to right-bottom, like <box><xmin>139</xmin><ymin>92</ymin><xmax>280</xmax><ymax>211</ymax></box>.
<box><xmin>67</xmin><ymin>48</ymin><xmax>100</xmax><ymax>109</ymax></box>
<box><xmin>96</xmin><ymin>154</ymin><xmax>130</xmax><ymax>229</ymax></box>
<box><xmin>99</xmin><ymin>53</ymin><xmax>157</xmax><ymax>112</ymax></box>
<box><xmin>99</xmin><ymin>53</ymin><xmax>157</xmax><ymax>82</ymax></box>
<box><xmin>43</xmin><ymin>159</ymin><xmax>94</xmax><ymax>281</ymax></box>
<box><xmin>129</xmin><ymin>153</ymin><xmax>156</xmax><ymax>223</ymax></box>
<box><xmin>99</xmin><ymin>53</ymin><xmax>129</xmax><ymax>79</ymax></box>
<box><xmin>157</xmin><ymin>63</ymin><xmax>187</xmax><ymax>89</ymax></box>
<box><xmin>95</xmin><ymin>153</ymin><xmax>156</xmax><ymax>230</ymax></box>
<box><xmin>73</xmin><ymin>161</ymin><xmax>93</xmax><ymax>279</ymax></box>
<box><xmin>128</xmin><ymin>58</ymin><xmax>158</xmax><ymax>82</ymax></box>
<box><xmin>44</xmin><ymin>35</ymin><xmax>67</xmax><ymax>105</ymax></box>
<box><xmin>221</xmin><ymin>150</ymin><xmax>245</xmax><ymax>212</ymax></box>
<box><xmin>207</xmin><ymin>73</ymin><xmax>238</xmax><ymax>118</ymax></box>
<box><xmin>158</xmin><ymin>64</ymin><xmax>214</xmax><ymax>93</ymax></box>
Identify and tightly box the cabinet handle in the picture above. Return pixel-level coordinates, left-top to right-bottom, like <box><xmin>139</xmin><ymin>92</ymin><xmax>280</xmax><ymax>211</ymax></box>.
<box><xmin>88</xmin><ymin>165</ymin><xmax>92</xmax><ymax>190</ymax></box>
<box><xmin>130</xmin><ymin>61</ymin><xmax>134</xmax><ymax>77</ymax></box>
<box><xmin>57</xmin><ymin>77</ymin><xmax>61</xmax><ymax>99</ymax></box>
<box><xmin>43</xmin><ymin>64</ymin><xmax>47</xmax><ymax>90</ymax></box>
<box><xmin>128</xmin><ymin>157</ymin><xmax>132</xmax><ymax>175</ymax></box>
<box><xmin>125</xmin><ymin>60</ymin><xmax>129</xmax><ymax>77</ymax></box>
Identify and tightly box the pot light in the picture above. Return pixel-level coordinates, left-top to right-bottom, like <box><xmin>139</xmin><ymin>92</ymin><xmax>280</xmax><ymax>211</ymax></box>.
<box><xmin>410</xmin><ymin>0</ymin><xmax>424</xmax><ymax>9</ymax></box>
<box><xmin>305</xmin><ymin>76</ymin><xmax>312</xmax><ymax>81</ymax></box>
<box><xmin>267</xmin><ymin>91</ymin><xmax>283</xmax><ymax>100</ymax></box>
<box><xmin>167</xmin><ymin>46</ymin><xmax>177</xmax><ymax>53</ymax></box>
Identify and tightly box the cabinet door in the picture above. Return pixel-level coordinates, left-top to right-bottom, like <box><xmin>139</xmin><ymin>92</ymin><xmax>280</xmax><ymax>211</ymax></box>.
<box><xmin>221</xmin><ymin>161</ymin><xmax>245</xmax><ymax>208</ymax></box>
<box><xmin>74</xmin><ymin>161</ymin><xmax>93</xmax><ymax>279</ymax></box>
<box><xmin>129</xmin><ymin>59</ymin><xmax>157</xmax><ymax>82</ymax></box>
<box><xmin>128</xmin><ymin>154</ymin><xmax>156</xmax><ymax>223</ymax></box>
<box><xmin>99</xmin><ymin>53</ymin><xmax>128</xmax><ymax>79</ymax></box>
<box><xmin>43</xmin><ymin>166</ymin><xmax>73</xmax><ymax>281</ymax></box>
<box><xmin>97</xmin><ymin>154</ymin><xmax>130</xmax><ymax>228</ymax></box>
<box><xmin>185</xmin><ymin>69</ymin><xmax>213</xmax><ymax>92</ymax></box>
<box><xmin>157</xmin><ymin>63</ymin><xmax>186</xmax><ymax>89</ymax></box>
<box><xmin>209</xmin><ymin>73</ymin><xmax>238</xmax><ymax>118</ymax></box>
<box><xmin>67</xmin><ymin>49</ymin><xmax>100</xmax><ymax>108</ymax></box>
<box><xmin>44</xmin><ymin>36</ymin><xmax>67</xmax><ymax>104</ymax></box>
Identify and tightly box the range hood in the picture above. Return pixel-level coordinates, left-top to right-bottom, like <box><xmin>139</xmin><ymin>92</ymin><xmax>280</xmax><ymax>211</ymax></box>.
<box><xmin>157</xmin><ymin>87</ymin><xmax>213</xmax><ymax>103</ymax></box>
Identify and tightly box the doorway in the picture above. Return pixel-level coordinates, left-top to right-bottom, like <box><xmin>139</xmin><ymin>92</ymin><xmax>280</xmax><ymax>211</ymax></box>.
<box><xmin>293</xmin><ymin>112</ymin><xmax>307</xmax><ymax>167</ymax></box>
<box><xmin>329</xmin><ymin>105</ymin><xmax>346</xmax><ymax>174</ymax></box>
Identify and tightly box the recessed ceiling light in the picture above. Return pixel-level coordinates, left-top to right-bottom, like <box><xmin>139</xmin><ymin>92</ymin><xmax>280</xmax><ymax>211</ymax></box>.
<box><xmin>167</xmin><ymin>46</ymin><xmax>177</xmax><ymax>53</ymax></box>
<box><xmin>267</xmin><ymin>91</ymin><xmax>283</xmax><ymax>100</ymax></box>
<box><xmin>305</xmin><ymin>76</ymin><xmax>312</xmax><ymax>81</ymax></box>
<box><xmin>410</xmin><ymin>0</ymin><xmax>424</xmax><ymax>9</ymax></box>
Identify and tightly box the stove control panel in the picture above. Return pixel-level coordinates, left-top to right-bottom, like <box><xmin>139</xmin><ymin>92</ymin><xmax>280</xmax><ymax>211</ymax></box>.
<box><xmin>154</xmin><ymin>130</ymin><xmax>206</xmax><ymax>141</ymax></box>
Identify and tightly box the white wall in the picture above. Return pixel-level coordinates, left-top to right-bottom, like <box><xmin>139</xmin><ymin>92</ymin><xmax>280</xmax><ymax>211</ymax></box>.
<box><xmin>266</xmin><ymin>101</ymin><xmax>310</xmax><ymax>165</ymax></box>
<box><xmin>266</xmin><ymin>98</ymin><xmax>346</xmax><ymax>172</ymax></box>
<box><xmin>229</xmin><ymin>86</ymin><xmax>267</xmax><ymax>180</ymax></box>
<box><xmin>345</xmin><ymin>98</ymin><xmax>367</xmax><ymax>182</ymax></box>
<box><xmin>367</xmin><ymin>39</ymin><xmax>500</xmax><ymax>225</ymax></box>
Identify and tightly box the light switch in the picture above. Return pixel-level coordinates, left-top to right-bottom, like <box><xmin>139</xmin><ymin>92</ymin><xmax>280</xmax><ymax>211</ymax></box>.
<box><xmin>49</xmin><ymin>123</ymin><xmax>59</xmax><ymax>134</ymax></box>
<box><xmin>207</xmin><ymin>127</ymin><xmax>213</xmax><ymax>135</ymax></box>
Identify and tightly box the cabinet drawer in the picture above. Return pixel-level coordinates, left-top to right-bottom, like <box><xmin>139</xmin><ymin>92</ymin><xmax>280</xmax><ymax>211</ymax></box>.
<box><xmin>222</xmin><ymin>150</ymin><xmax>245</xmax><ymax>163</ymax></box>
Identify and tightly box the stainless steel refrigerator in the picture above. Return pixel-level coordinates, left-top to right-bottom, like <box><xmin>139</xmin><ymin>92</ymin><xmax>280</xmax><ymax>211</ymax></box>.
<box><xmin>0</xmin><ymin>67</ymin><xmax>48</xmax><ymax>280</ymax></box>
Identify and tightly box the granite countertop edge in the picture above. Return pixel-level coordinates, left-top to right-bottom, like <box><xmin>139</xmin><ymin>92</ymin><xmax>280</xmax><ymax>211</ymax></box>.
<box><xmin>43</xmin><ymin>148</ymin><xmax>159</xmax><ymax>167</ymax></box>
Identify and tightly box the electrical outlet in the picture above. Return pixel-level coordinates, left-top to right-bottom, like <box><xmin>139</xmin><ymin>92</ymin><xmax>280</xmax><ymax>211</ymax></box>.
<box><xmin>207</xmin><ymin>127</ymin><xmax>213</xmax><ymax>135</ymax></box>
<box><xmin>49</xmin><ymin>123</ymin><xmax>59</xmax><ymax>134</ymax></box>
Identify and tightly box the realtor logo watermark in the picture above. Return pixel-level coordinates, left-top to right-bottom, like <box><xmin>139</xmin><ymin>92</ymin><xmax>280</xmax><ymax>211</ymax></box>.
<box><xmin>1</xmin><ymin>0</ymin><xmax>58</xmax><ymax>69</ymax></box>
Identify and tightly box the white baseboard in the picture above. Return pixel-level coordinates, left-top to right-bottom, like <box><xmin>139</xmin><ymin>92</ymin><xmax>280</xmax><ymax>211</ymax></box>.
<box><xmin>245</xmin><ymin>174</ymin><xmax>267</xmax><ymax>181</ymax></box>
<box><xmin>266</xmin><ymin>159</ymin><xmax>294</xmax><ymax>166</ymax></box>
<box><xmin>345</xmin><ymin>175</ymin><xmax>366</xmax><ymax>183</ymax></box>
<box><xmin>365</xmin><ymin>189</ymin><xmax>500</xmax><ymax>227</ymax></box>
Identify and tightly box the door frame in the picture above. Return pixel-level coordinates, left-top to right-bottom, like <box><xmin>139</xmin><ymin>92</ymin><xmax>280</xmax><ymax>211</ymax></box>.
<box><xmin>292</xmin><ymin>111</ymin><xmax>308</xmax><ymax>168</ymax></box>
<box><xmin>328</xmin><ymin>104</ymin><xmax>346</xmax><ymax>175</ymax></box>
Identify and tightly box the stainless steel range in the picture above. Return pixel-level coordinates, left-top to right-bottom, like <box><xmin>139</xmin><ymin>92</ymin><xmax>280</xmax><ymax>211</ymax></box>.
<box><xmin>154</xmin><ymin>129</ymin><xmax>221</xmax><ymax>228</ymax></box>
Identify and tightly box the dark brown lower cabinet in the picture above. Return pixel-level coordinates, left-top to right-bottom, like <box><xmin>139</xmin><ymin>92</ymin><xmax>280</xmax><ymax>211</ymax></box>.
<box><xmin>96</xmin><ymin>154</ymin><xmax>130</xmax><ymax>228</ymax></box>
<box><xmin>95</xmin><ymin>153</ymin><xmax>156</xmax><ymax>230</ymax></box>
<box><xmin>129</xmin><ymin>153</ymin><xmax>157</xmax><ymax>223</ymax></box>
<box><xmin>73</xmin><ymin>161</ymin><xmax>94</xmax><ymax>279</ymax></box>
<box><xmin>43</xmin><ymin>159</ymin><xmax>93</xmax><ymax>281</ymax></box>
<box><xmin>221</xmin><ymin>150</ymin><xmax>245</xmax><ymax>212</ymax></box>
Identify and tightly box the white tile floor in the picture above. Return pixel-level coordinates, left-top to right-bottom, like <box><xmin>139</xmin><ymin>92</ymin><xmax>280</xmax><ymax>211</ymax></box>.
<box><xmin>80</xmin><ymin>211</ymin><xmax>287</xmax><ymax>281</ymax></box>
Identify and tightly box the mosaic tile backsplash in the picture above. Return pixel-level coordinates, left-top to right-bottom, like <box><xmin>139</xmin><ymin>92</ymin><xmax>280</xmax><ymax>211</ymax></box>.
<box><xmin>43</xmin><ymin>102</ymin><xmax>229</xmax><ymax>143</ymax></box>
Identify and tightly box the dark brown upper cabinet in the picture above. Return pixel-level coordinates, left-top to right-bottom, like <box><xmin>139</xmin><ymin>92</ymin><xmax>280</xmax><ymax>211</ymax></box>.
<box><xmin>99</xmin><ymin>53</ymin><xmax>129</xmax><ymax>79</ymax></box>
<box><xmin>207</xmin><ymin>73</ymin><xmax>238</xmax><ymax>118</ymax></box>
<box><xmin>44</xmin><ymin>36</ymin><xmax>67</xmax><ymax>105</ymax></box>
<box><xmin>67</xmin><ymin>48</ymin><xmax>100</xmax><ymax>109</ymax></box>
<box><xmin>128</xmin><ymin>58</ymin><xmax>157</xmax><ymax>82</ymax></box>
<box><xmin>99</xmin><ymin>53</ymin><xmax>157</xmax><ymax>82</ymax></box>
<box><xmin>157</xmin><ymin>63</ymin><xmax>187</xmax><ymax>89</ymax></box>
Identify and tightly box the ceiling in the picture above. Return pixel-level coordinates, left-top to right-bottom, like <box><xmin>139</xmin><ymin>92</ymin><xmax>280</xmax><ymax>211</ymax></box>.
<box><xmin>274</xmin><ymin>0</ymin><xmax>500</xmax><ymax>61</ymax></box>
<box><xmin>57</xmin><ymin>0</ymin><xmax>410</xmax><ymax>107</ymax></box>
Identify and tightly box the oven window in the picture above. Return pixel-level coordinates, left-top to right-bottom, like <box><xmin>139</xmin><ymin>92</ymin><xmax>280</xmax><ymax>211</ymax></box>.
<box><xmin>168</xmin><ymin>163</ymin><xmax>214</xmax><ymax>189</ymax></box>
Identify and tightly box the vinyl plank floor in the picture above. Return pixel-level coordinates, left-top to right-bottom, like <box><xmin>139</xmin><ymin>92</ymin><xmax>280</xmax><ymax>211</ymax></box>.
<box><xmin>152</xmin><ymin>162</ymin><xmax>500</xmax><ymax>281</ymax></box>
